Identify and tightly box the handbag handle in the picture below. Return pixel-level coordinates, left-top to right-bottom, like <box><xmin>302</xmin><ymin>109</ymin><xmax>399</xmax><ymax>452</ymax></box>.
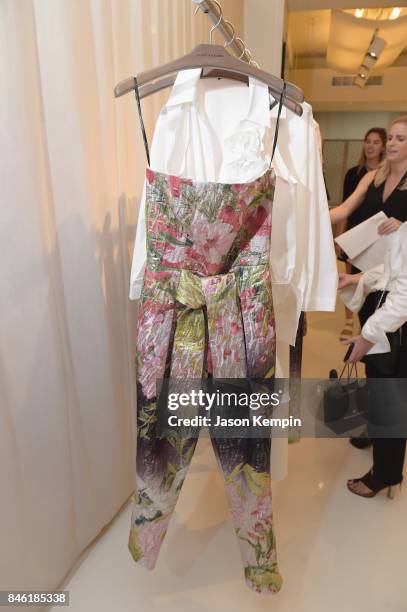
<box><xmin>336</xmin><ymin>289</ymin><xmax>386</xmax><ymax>382</ymax></box>
<box><xmin>339</xmin><ymin>360</ymin><xmax>359</xmax><ymax>381</ymax></box>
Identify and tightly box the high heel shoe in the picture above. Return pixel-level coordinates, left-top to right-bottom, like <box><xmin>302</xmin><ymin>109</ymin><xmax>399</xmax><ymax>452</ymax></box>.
<box><xmin>347</xmin><ymin>469</ymin><xmax>402</xmax><ymax>499</ymax></box>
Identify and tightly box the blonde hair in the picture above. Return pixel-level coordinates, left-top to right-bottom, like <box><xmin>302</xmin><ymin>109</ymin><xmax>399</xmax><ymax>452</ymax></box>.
<box><xmin>374</xmin><ymin>116</ymin><xmax>407</xmax><ymax>190</ymax></box>
<box><xmin>357</xmin><ymin>127</ymin><xmax>386</xmax><ymax>173</ymax></box>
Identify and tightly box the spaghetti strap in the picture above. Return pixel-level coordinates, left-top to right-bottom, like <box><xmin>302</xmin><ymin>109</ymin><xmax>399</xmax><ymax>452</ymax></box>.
<box><xmin>269</xmin><ymin>82</ymin><xmax>287</xmax><ymax>169</ymax></box>
<box><xmin>134</xmin><ymin>77</ymin><xmax>151</xmax><ymax>167</ymax></box>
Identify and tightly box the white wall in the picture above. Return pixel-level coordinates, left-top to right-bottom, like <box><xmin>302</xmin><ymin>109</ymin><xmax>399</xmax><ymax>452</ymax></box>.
<box><xmin>244</xmin><ymin>0</ymin><xmax>286</xmax><ymax>75</ymax></box>
<box><xmin>287</xmin><ymin>66</ymin><xmax>407</xmax><ymax>112</ymax></box>
<box><xmin>315</xmin><ymin>111</ymin><xmax>403</xmax><ymax>140</ymax></box>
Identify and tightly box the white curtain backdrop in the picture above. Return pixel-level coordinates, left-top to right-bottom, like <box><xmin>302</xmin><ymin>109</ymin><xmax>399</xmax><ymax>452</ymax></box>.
<box><xmin>0</xmin><ymin>0</ymin><xmax>243</xmax><ymax>602</ymax></box>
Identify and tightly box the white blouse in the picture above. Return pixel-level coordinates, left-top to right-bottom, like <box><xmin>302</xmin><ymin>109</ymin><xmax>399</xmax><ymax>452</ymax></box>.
<box><xmin>340</xmin><ymin>222</ymin><xmax>407</xmax><ymax>354</ymax></box>
<box><xmin>129</xmin><ymin>69</ymin><xmax>337</xmax><ymax>345</ymax></box>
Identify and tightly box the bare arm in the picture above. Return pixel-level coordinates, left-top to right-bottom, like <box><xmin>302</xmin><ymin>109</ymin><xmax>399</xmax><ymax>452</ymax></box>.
<box><xmin>337</xmin><ymin>272</ymin><xmax>363</xmax><ymax>289</ymax></box>
<box><xmin>330</xmin><ymin>170</ymin><xmax>376</xmax><ymax>226</ymax></box>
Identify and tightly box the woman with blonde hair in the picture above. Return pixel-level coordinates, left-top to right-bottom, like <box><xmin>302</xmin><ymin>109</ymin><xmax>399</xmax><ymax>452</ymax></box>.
<box><xmin>338</xmin><ymin>127</ymin><xmax>387</xmax><ymax>343</ymax></box>
<box><xmin>331</xmin><ymin>115</ymin><xmax>407</xmax><ymax>497</ymax></box>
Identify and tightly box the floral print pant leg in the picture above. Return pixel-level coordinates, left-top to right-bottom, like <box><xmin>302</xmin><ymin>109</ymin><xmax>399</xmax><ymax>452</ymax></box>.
<box><xmin>129</xmin><ymin>167</ymin><xmax>282</xmax><ymax>594</ymax></box>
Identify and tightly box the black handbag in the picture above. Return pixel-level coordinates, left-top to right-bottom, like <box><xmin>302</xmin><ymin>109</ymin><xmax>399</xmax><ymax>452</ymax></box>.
<box><xmin>323</xmin><ymin>362</ymin><xmax>368</xmax><ymax>435</ymax></box>
<box><xmin>360</xmin><ymin>291</ymin><xmax>401</xmax><ymax>377</ymax></box>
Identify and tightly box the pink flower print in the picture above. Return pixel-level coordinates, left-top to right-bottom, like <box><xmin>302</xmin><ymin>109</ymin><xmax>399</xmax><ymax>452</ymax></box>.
<box><xmin>169</xmin><ymin>175</ymin><xmax>182</xmax><ymax>197</ymax></box>
<box><xmin>207</xmin><ymin>262</ymin><xmax>223</xmax><ymax>275</ymax></box>
<box><xmin>146</xmin><ymin>168</ymin><xmax>155</xmax><ymax>184</ymax></box>
<box><xmin>145</xmin><ymin>270</ymin><xmax>170</xmax><ymax>284</ymax></box>
<box><xmin>232</xmin><ymin>349</ymin><xmax>243</xmax><ymax>365</ymax></box>
<box><xmin>219</xmin><ymin>205</ymin><xmax>240</xmax><ymax>232</ymax></box>
<box><xmin>244</xmin><ymin>205</ymin><xmax>268</xmax><ymax>237</ymax></box>
<box><xmin>240</xmin><ymin>287</ymin><xmax>257</xmax><ymax>300</ymax></box>
<box><xmin>252</xmin><ymin>492</ymin><xmax>273</xmax><ymax>518</ymax></box>
<box><xmin>225</xmin><ymin>482</ymin><xmax>245</xmax><ymax>527</ymax></box>
<box><xmin>190</xmin><ymin>220</ymin><xmax>235</xmax><ymax>265</ymax></box>
<box><xmin>230</xmin><ymin>322</ymin><xmax>241</xmax><ymax>335</ymax></box>
<box><xmin>161</xmin><ymin>244</ymin><xmax>185</xmax><ymax>267</ymax></box>
<box><xmin>234</xmin><ymin>184</ymin><xmax>256</xmax><ymax>210</ymax></box>
<box><xmin>258</xmin><ymin>354</ymin><xmax>267</xmax><ymax>367</ymax></box>
<box><xmin>254</xmin><ymin>521</ymin><xmax>267</xmax><ymax>534</ymax></box>
<box><xmin>215</xmin><ymin>320</ymin><xmax>224</xmax><ymax>336</ymax></box>
<box><xmin>207</xmin><ymin>345</ymin><xmax>213</xmax><ymax>373</ymax></box>
<box><xmin>186</xmin><ymin>247</ymin><xmax>208</xmax><ymax>270</ymax></box>
<box><xmin>255</xmin><ymin>306</ymin><xmax>266</xmax><ymax>323</ymax></box>
<box><xmin>137</xmin><ymin>516</ymin><xmax>171</xmax><ymax>569</ymax></box>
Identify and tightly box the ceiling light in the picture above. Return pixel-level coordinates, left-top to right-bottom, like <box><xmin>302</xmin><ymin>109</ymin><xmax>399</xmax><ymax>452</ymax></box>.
<box><xmin>328</xmin><ymin>10</ymin><xmax>405</xmax><ymax>74</ymax></box>
<box><xmin>390</xmin><ymin>7</ymin><xmax>402</xmax><ymax>20</ymax></box>
<box><xmin>354</xmin><ymin>75</ymin><xmax>367</xmax><ymax>88</ymax></box>
<box><xmin>367</xmin><ymin>36</ymin><xmax>386</xmax><ymax>59</ymax></box>
<box><xmin>355</xmin><ymin>8</ymin><xmax>365</xmax><ymax>18</ymax></box>
<box><xmin>359</xmin><ymin>72</ymin><xmax>367</xmax><ymax>78</ymax></box>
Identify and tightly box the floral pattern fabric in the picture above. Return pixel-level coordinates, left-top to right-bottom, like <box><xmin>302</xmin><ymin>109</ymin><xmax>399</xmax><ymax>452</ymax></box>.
<box><xmin>129</xmin><ymin>167</ymin><xmax>283</xmax><ymax>594</ymax></box>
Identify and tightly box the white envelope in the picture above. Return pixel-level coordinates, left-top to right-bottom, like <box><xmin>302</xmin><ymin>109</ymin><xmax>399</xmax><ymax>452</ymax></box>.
<box><xmin>335</xmin><ymin>212</ymin><xmax>393</xmax><ymax>272</ymax></box>
<box><xmin>335</xmin><ymin>212</ymin><xmax>387</xmax><ymax>258</ymax></box>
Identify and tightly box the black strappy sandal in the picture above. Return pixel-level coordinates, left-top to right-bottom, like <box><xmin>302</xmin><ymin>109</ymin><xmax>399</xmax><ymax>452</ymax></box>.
<box><xmin>347</xmin><ymin>469</ymin><xmax>401</xmax><ymax>499</ymax></box>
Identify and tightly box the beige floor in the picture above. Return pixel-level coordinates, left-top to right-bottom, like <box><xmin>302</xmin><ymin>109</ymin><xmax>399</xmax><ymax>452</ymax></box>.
<box><xmin>53</xmin><ymin>292</ymin><xmax>407</xmax><ymax>612</ymax></box>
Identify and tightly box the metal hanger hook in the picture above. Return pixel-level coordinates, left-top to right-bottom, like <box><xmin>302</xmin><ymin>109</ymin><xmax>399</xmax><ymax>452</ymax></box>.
<box><xmin>234</xmin><ymin>37</ymin><xmax>246</xmax><ymax>60</ymax></box>
<box><xmin>209</xmin><ymin>0</ymin><xmax>223</xmax><ymax>44</ymax></box>
<box><xmin>223</xmin><ymin>20</ymin><xmax>235</xmax><ymax>48</ymax></box>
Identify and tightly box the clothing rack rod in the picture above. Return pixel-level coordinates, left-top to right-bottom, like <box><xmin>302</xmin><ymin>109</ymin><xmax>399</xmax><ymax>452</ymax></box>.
<box><xmin>192</xmin><ymin>0</ymin><xmax>252</xmax><ymax>64</ymax></box>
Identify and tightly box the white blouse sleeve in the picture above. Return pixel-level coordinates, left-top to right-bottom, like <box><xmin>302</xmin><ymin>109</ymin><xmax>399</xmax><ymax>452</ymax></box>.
<box><xmin>340</xmin><ymin>264</ymin><xmax>385</xmax><ymax>313</ymax></box>
<box><xmin>362</xmin><ymin>235</ymin><xmax>407</xmax><ymax>351</ymax></box>
<box><xmin>298</xmin><ymin>107</ymin><xmax>337</xmax><ymax>312</ymax></box>
<box><xmin>270</xmin><ymin>105</ymin><xmax>337</xmax><ymax>345</ymax></box>
<box><xmin>128</xmin><ymin>110</ymin><xmax>170</xmax><ymax>300</ymax></box>
<box><xmin>129</xmin><ymin>180</ymin><xmax>147</xmax><ymax>300</ymax></box>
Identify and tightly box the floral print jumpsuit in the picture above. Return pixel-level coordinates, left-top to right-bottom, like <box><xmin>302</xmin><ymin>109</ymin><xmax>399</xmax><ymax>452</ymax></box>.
<box><xmin>128</xmin><ymin>85</ymin><xmax>285</xmax><ymax>595</ymax></box>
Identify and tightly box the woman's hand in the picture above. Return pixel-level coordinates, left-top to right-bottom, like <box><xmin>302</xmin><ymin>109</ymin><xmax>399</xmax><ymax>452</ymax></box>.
<box><xmin>338</xmin><ymin>272</ymin><xmax>362</xmax><ymax>289</ymax></box>
<box><xmin>342</xmin><ymin>334</ymin><xmax>374</xmax><ymax>363</ymax></box>
<box><xmin>378</xmin><ymin>217</ymin><xmax>402</xmax><ymax>235</ymax></box>
<box><xmin>329</xmin><ymin>171</ymin><xmax>375</xmax><ymax>226</ymax></box>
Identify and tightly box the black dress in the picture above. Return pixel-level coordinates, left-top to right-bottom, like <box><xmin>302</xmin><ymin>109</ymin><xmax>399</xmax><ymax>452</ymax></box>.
<box><xmin>339</xmin><ymin>166</ymin><xmax>368</xmax><ymax>263</ymax></box>
<box><xmin>343</xmin><ymin>165</ymin><xmax>369</xmax><ymax>230</ymax></box>
<box><xmin>359</xmin><ymin>176</ymin><xmax>407</xmax><ymax>485</ymax></box>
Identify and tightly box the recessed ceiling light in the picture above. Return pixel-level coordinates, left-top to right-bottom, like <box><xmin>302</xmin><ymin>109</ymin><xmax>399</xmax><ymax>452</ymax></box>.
<box><xmin>355</xmin><ymin>8</ymin><xmax>365</xmax><ymax>18</ymax></box>
<box><xmin>390</xmin><ymin>7</ymin><xmax>402</xmax><ymax>20</ymax></box>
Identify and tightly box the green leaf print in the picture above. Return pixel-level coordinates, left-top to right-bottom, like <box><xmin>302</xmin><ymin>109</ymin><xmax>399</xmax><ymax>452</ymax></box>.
<box><xmin>266</xmin><ymin>529</ymin><xmax>275</xmax><ymax>555</ymax></box>
<box><xmin>225</xmin><ymin>462</ymin><xmax>244</xmax><ymax>484</ymax></box>
<box><xmin>254</xmin><ymin>542</ymin><xmax>262</xmax><ymax>565</ymax></box>
<box><xmin>245</xmin><ymin>565</ymin><xmax>283</xmax><ymax>593</ymax></box>
<box><xmin>134</xmin><ymin>510</ymin><xmax>163</xmax><ymax>525</ymax></box>
<box><xmin>163</xmin><ymin>462</ymin><xmax>177</xmax><ymax>492</ymax></box>
<box><xmin>242</xmin><ymin>464</ymin><xmax>269</xmax><ymax>497</ymax></box>
<box><xmin>128</xmin><ymin>527</ymin><xmax>144</xmax><ymax>562</ymax></box>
